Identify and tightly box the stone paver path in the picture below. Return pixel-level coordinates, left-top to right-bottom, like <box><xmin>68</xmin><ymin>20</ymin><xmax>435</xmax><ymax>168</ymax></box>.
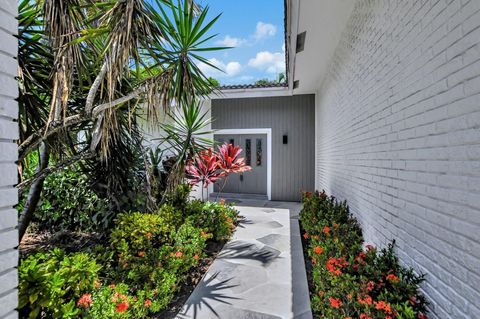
<box><xmin>176</xmin><ymin>201</ymin><xmax>312</xmax><ymax>319</ymax></box>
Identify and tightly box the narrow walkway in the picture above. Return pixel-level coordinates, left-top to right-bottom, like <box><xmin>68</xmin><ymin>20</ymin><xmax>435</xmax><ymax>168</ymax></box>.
<box><xmin>176</xmin><ymin>200</ymin><xmax>312</xmax><ymax>319</ymax></box>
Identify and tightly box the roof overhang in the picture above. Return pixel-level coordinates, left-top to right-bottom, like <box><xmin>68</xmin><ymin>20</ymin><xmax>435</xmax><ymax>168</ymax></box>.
<box><xmin>286</xmin><ymin>0</ymin><xmax>355</xmax><ymax>94</ymax></box>
<box><xmin>209</xmin><ymin>86</ymin><xmax>290</xmax><ymax>100</ymax></box>
<box><xmin>213</xmin><ymin>0</ymin><xmax>355</xmax><ymax>99</ymax></box>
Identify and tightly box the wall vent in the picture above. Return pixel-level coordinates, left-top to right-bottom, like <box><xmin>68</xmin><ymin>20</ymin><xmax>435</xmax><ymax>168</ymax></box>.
<box><xmin>296</xmin><ymin>31</ymin><xmax>306</xmax><ymax>53</ymax></box>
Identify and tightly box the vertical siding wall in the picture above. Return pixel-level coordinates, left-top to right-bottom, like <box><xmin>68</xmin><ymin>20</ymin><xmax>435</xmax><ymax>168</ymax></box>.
<box><xmin>212</xmin><ymin>95</ymin><xmax>315</xmax><ymax>201</ymax></box>
<box><xmin>315</xmin><ymin>1</ymin><xmax>480</xmax><ymax>318</ymax></box>
<box><xmin>0</xmin><ymin>1</ymin><xmax>18</xmax><ymax>318</ymax></box>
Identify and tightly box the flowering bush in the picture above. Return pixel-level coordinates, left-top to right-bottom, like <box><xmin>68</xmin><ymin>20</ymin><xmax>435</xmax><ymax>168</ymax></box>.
<box><xmin>300</xmin><ymin>191</ymin><xmax>429</xmax><ymax>319</ymax></box>
<box><xmin>18</xmin><ymin>249</ymin><xmax>101</xmax><ymax>318</ymax></box>
<box><xmin>19</xmin><ymin>187</ymin><xmax>239</xmax><ymax>318</ymax></box>
<box><xmin>185</xmin><ymin>199</ymin><xmax>238</xmax><ymax>241</ymax></box>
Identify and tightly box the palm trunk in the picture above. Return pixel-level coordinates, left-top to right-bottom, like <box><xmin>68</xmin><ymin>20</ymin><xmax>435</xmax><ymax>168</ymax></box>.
<box><xmin>18</xmin><ymin>143</ymin><xmax>49</xmax><ymax>241</ymax></box>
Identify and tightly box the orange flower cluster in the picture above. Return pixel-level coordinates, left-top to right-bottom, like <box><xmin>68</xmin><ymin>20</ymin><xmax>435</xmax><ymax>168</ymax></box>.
<box><xmin>326</xmin><ymin>257</ymin><xmax>348</xmax><ymax>276</ymax></box>
<box><xmin>375</xmin><ymin>300</ymin><xmax>393</xmax><ymax>314</ymax></box>
<box><xmin>329</xmin><ymin>297</ymin><xmax>342</xmax><ymax>308</ymax></box>
<box><xmin>77</xmin><ymin>293</ymin><xmax>92</xmax><ymax>308</ymax></box>
<box><xmin>357</xmin><ymin>294</ymin><xmax>373</xmax><ymax>305</ymax></box>
<box><xmin>386</xmin><ymin>273</ymin><xmax>400</xmax><ymax>284</ymax></box>
<box><xmin>313</xmin><ymin>246</ymin><xmax>324</xmax><ymax>254</ymax></box>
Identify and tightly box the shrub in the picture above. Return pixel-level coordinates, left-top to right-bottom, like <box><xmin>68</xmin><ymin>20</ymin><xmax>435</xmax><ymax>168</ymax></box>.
<box><xmin>18</xmin><ymin>248</ymin><xmax>100</xmax><ymax>319</ymax></box>
<box><xmin>300</xmin><ymin>190</ymin><xmax>429</xmax><ymax>319</ymax></box>
<box><xmin>185</xmin><ymin>199</ymin><xmax>238</xmax><ymax>241</ymax></box>
<box><xmin>21</xmin><ymin>167</ymin><xmax>110</xmax><ymax>232</ymax></box>
<box><xmin>88</xmin><ymin>211</ymin><xmax>209</xmax><ymax>317</ymax></box>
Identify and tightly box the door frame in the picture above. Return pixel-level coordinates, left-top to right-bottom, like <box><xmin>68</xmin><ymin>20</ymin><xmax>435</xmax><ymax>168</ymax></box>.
<box><xmin>214</xmin><ymin>128</ymin><xmax>272</xmax><ymax>200</ymax></box>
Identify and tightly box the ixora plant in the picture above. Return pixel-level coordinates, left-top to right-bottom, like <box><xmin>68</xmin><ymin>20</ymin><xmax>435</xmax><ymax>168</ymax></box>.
<box><xmin>300</xmin><ymin>191</ymin><xmax>429</xmax><ymax>319</ymax></box>
<box><xmin>185</xmin><ymin>143</ymin><xmax>251</xmax><ymax>200</ymax></box>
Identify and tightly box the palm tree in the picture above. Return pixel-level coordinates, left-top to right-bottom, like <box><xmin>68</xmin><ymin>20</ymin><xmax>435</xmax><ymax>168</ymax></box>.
<box><xmin>17</xmin><ymin>0</ymin><xmax>227</xmax><ymax>240</ymax></box>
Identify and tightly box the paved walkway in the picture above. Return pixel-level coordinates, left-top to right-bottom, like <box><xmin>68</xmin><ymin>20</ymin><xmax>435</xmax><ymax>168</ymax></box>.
<box><xmin>176</xmin><ymin>200</ymin><xmax>312</xmax><ymax>319</ymax></box>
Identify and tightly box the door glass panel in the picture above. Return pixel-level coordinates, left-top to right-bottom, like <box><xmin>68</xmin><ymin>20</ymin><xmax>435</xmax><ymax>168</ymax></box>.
<box><xmin>256</xmin><ymin>138</ymin><xmax>262</xmax><ymax>166</ymax></box>
<box><xmin>245</xmin><ymin>139</ymin><xmax>251</xmax><ymax>166</ymax></box>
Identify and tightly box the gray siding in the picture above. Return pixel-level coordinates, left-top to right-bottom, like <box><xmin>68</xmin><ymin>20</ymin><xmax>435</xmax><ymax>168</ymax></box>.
<box><xmin>315</xmin><ymin>1</ymin><xmax>480</xmax><ymax>318</ymax></box>
<box><xmin>212</xmin><ymin>95</ymin><xmax>315</xmax><ymax>201</ymax></box>
<box><xmin>0</xmin><ymin>2</ymin><xmax>19</xmax><ymax>318</ymax></box>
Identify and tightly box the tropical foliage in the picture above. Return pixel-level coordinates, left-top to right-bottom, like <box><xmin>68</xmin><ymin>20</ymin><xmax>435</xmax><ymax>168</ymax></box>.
<box><xmin>19</xmin><ymin>190</ymin><xmax>238</xmax><ymax>318</ymax></box>
<box><xmin>300</xmin><ymin>191</ymin><xmax>429</xmax><ymax>319</ymax></box>
<box><xmin>17</xmin><ymin>0</ymin><xmax>226</xmax><ymax>239</ymax></box>
<box><xmin>185</xmin><ymin>143</ymin><xmax>251</xmax><ymax>200</ymax></box>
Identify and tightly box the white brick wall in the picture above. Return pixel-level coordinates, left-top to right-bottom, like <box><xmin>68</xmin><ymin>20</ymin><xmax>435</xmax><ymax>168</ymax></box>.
<box><xmin>0</xmin><ymin>2</ymin><xmax>18</xmax><ymax>318</ymax></box>
<box><xmin>315</xmin><ymin>1</ymin><xmax>480</xmax><ymax>318</ymax></box>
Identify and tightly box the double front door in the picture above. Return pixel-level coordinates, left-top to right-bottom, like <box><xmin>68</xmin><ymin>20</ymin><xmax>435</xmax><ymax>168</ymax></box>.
<box><xmin>214</xmin><ymin>134</ymin><xmax>267</xmax><ymax>195</ymax></box>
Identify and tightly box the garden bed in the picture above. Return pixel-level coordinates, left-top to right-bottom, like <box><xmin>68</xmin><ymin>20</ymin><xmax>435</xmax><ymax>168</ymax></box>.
<box><xmin>299</xmin><ymin>191</ymin><xmax>429</xmax><ymax>319</ymax></box>
<box><xmin>18</xmin><ymin>186</ymin><xmax>239</xmax><ymax>319</ymax></box>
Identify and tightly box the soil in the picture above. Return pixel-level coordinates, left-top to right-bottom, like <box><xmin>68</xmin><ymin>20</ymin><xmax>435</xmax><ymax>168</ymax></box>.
<box><xmin>19</xmin><ymin>228</ymin><xmax>104</xmax><ymax>258</ymax></box>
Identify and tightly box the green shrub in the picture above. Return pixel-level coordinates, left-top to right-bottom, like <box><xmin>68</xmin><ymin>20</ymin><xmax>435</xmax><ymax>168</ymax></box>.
<box><xmin>90</xmin><ymin>211</ymin><xmax>208</xmax><ymax>317</ymax></box>
<box><xmin>27</xmin><ymin>167</ymin><xmax>109</xmax><ymax>232</ymax></box>
<box><xmin>19</xmin><ymin>184</ymin><xmax>239</xmax><ymax>318</ymax></box>
<box><xmin>300</xmin><ymin>190</ymin><xmax>429</xmax><ymax>319</ymax></box>
<box><xmin>185</xmin><ymin>200</ymin><xmax>238</xmax><ymax>241</ymax></box>
<box><xmin>18</xmin><ymin>248</ymin><xmax>100</xmax><ymax>319</ymax></box>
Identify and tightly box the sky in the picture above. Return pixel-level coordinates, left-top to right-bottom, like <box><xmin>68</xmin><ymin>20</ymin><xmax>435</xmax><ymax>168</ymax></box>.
<box><xmin>194</xmin><ymin>0</ymin><xmax>286</xmax><ymax>85</ymax></box>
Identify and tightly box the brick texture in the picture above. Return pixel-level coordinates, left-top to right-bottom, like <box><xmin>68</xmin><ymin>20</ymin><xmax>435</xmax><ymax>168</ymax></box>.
<box><xmin>0</xmin><ymin>3</ymin><xmax>19</xmax><ymax>319</ymax></box>
<box><xmin>315</xmin><ymin>1</ymin><xmax>480</xmax><ymax>318</ymax></box>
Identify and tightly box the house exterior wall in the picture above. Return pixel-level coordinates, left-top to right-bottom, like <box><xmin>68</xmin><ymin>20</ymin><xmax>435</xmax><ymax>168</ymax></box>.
<box><xmin>315</xmin><ymin>1</ymin><xmax>480</xmax><ymax>318</ymax></box>
<box><xmin>212</xmin><ymin>95</ymin><xmax>315</xmax><ymax>201</ymax></box>
<box><xmin>0</xmin><ymin>1</ymin><xmax>19</xmax><ymax>318</ymax></box>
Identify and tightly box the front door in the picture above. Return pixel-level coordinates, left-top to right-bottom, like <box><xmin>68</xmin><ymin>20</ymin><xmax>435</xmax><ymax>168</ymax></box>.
<box><xmin>214</xmin><ymin>134</ymin><xmax>267</xmax><ymax>195</ymax></box>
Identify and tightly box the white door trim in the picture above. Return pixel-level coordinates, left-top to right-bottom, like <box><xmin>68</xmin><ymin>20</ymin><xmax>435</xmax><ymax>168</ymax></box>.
<box><xmin>214</xmin><ymin>128</ymin><xmax>272</xmax><ymax>200</ymax></box>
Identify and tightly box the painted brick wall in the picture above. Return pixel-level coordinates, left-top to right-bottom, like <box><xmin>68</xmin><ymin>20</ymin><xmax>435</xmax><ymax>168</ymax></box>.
<box><xmin>0</xmin><ymin>1</ymin><xmax>19</xmax><ymax>318</ymax></box>
<box><xmin>315</xmin><ymin>0</ymin><xmax>480</xmax><ymax>318</ymax></box>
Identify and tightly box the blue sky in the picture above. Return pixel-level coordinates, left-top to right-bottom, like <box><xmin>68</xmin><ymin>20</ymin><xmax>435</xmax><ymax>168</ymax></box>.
<box><xmin>195</xmin><ymin>0</ymin><xmax>285</xmax><ymax>85</ymax></box>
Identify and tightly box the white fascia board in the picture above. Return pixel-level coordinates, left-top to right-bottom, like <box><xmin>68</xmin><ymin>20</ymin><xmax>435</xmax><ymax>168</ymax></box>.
<box><xmin>209</xmin><ymin>87</ymin><xmax>291</xmax><ymax>100</ymax></box>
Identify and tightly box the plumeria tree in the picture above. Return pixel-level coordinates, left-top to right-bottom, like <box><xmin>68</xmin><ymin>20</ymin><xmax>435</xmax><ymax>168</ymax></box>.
<box><xmin>185</xmin><ymin>143</ymin><xmax>251</xmax><ymax>201</ymax></box>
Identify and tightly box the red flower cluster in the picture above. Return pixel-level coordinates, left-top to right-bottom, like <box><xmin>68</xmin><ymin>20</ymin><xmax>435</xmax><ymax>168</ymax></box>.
<box><xmin>77</xmin><ymin>293</ymin><xmax>93</xmax><ymax>308</ymax></box>
<box><xmin>326</xmin><ymin>257</ymin><xmax>349</xmax><ymax>276</ymax></box>
<box><xmin>116</xmin><ymin>302</ymin><xmax>129</xmax><ymax>313</ymax></box>
<box><xmin>329</xmin><ymin>297</ymin><xmax>342</xmax><ymax>308</ymax></box>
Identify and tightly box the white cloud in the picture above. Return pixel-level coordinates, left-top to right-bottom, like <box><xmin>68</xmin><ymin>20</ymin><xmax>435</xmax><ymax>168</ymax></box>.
<box><xmin>216</xmin><ymin>35</ymin><xmax>246</xmax><ymax>47</ymax></box>
<box><xmin>198</xmin><ymin>58</ymin><xmax>242</xmax><ymax>77</ymax></box>
<box><xmin>254</xmin><ymin>22</ymin><xmax>277</xmax><ymax>40</ymax></box>
<box><xmin>225</xmin><ymin>61</ymin><xmax>241</xmax><ymax>76</ymax></box>
<box><xmin>248</xmin><ymin>51</ymin><xmax>285</xmax><ymax>74</ymax></box>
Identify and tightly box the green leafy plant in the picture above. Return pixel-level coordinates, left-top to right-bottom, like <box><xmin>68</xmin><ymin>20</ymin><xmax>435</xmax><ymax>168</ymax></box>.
<box><xmin>18</xmin><ymin>249</ymin><xmax>100</xmax><ymax>319</ymax></box>
<box><xmin>31</xmin><ymin>167</ymin><xmax>109</xmax><ymax>232</ymax></box>
<box><xmin>186</xmin><ymin>199</ymin><xmax>238</xmax><ymax>241</ymax></box>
